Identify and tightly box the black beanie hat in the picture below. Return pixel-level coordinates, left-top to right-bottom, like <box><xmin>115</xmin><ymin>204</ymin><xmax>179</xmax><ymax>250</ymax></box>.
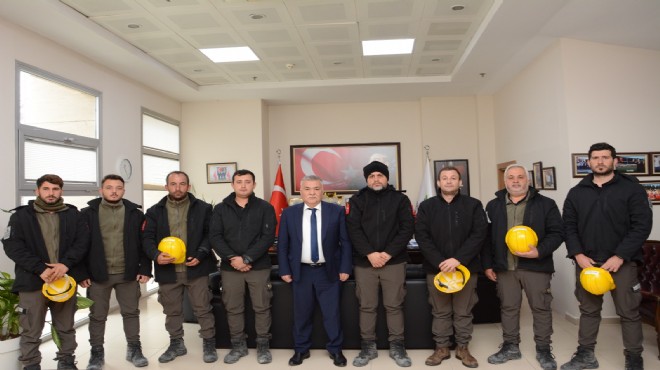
<box><xmin>363</xmin><ymin>161</ymin><xmax>389</xmax><ymax>180</ymax></box>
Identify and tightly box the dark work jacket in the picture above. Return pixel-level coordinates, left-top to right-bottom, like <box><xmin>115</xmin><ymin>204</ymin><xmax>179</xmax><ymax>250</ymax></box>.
<box><xmin>415</xmin><ymin>193</ymin><xmax>487</xmax><ymax>274</ymax></box>
<box><xmin>346</xmin><ymin>185</ymin><xmax>414</xmax><ymax>267</ymax></box>
<box><xmin>81</xmin><ymin>198</ymin><xmax>152</xmax><ymax>282</ymax></box>
<box><xmin>209</xmin><ymin>192</ymin><xmax>276</xmax><ymax>271</ymax></box>
<box><xmin>483</xmin><ymin>187</ymin><xmax>563</xmax><ymax>273</ymax></box>
<box><xmin>563</xmin><ymin>173</ymin><xmax>652</xmax><ymax>263</ymax></box>
<box><xmin>2</xmin><ymin>201</ymin><xmax>89</xmax><ymax>292</ymax></box>
<box><xmin>142</xmin><ymin>193</ymin><xmax>217</xmax><ymax>283</ymax></box>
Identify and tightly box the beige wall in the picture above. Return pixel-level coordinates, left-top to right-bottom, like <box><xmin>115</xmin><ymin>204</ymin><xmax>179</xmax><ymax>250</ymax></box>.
<box><xmin>493</xmin><ymin>38</ymin><xmax>660</xmax><ymax>320</ymax></box>
<box><xmin>0</xmin><ymin>18</ymin><xmax>181</xmax><ymax>273</ymax></box>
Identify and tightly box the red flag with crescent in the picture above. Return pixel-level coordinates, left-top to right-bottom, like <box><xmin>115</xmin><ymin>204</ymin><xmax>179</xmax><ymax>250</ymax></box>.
<box><xmin>269</xmin><ymin>164</ymin><xmax>288</xmax><ymax>236</ymax></box>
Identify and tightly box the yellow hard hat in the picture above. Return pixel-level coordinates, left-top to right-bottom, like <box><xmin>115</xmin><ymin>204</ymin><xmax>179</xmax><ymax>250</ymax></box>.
<box><xmin>158</xmin><ymin>236</ymin><xmax>187</xmax><ymax>264</ymax></box>
<box><xmin>433</xmin><ymin>265</ymin><xmax>471</xmax><ymax>293</ymax></box>
<box><xmin>42</xmin><ymin>274</ymin><xmax>76</xmax><ymax>302</ymax></box>
<box><xmin>505</xmin><ymin>225</ymin><xmax>538</xmax><ymax>254</ymax></box>
<box><xmin>580</xmin><ymin>267</ymin><xmax>615</xmax><ymax>295</ymax></box>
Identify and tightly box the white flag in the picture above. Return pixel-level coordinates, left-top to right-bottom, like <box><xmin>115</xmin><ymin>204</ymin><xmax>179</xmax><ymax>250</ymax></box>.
<box><xmin>417</xmin><ymin>157</ymin><xmax>436</xmax><ymax>211</ymax></box>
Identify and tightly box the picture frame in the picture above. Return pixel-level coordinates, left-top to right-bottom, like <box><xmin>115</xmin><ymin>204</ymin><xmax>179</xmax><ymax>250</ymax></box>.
<box><xmin>652</xmin><ymin>152</ymin><xmax>660</xmax><ymax>176</ymax></box>
<box><xmin>206</xmin><ymin>162</ymin><xmax>237</xmax><ymax>184</ymax></box>
<box><xmin>571</xmin><ymin>153</ymin><xmax>591</xmax><ymax>177</ymax></box>
<box><xmin>616</xmin><ymin>152</ymin><xmax>649</xmax><ymax>176</ymax></box>
<box><xmin>528</xmin><ymin>170</ymin><xmax>535</xmax><ymax>188</ymax></box>
<box><xmin>290</xmin><ymin>142</ymin><xmax>401</xmax><ymax>194</ymax></box>
<box><xmin>542</xmin><ymin>167</ymin><xmax>557</xmax><ymax>190</ymax></box>
<box><xmin>640</xmin><ymin>181</ymin><xmax>660</xmax><ymax>205</ymax></box>
<box><xmin>533</xmin><ymin>162</ymin><xmax>543</xmax><ymax>190</ymax></box>
<box><xmin>434</xmin><ymin>159</ymin><xmax>470</xmax><ymax>196</ymax></box>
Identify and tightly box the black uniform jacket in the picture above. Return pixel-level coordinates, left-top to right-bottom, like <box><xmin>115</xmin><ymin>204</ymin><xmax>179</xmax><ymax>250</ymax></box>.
<box><xmin>81</xmin><ymin>198</ymin><xmax>152</xmax><ymax>282</ymax></box>
<box><xmin>2</xmin><ymin>201</ymin><xmax>89</xmax><ymax>292</ymax></box>
<box><xmin>563</xmin><ymin>172</ymin><xmax>652</xmax><ymax>263</ymax></box>
<box><xmin>346</xmin><ymin>185</ymin><xmax>414</xmax><ymax>267</ymax></box>
<box><xmin>483</xmin><ymin>187</ymin><xmax>563</xmax><ymax>273</ymax></box>
<box><xmin>416</xmin><ymin>193</ymin><xmax>487</xmax><ymax>274</ymax></box>
<box><xmin>209</xmin><ymin>192</ymin><xmax>276</xmax><ymax>271</ymax></box>
<box><xmin>142</xmin><ymin>193</ymin><xmax>217</xmax><ymax>283</ymax></box>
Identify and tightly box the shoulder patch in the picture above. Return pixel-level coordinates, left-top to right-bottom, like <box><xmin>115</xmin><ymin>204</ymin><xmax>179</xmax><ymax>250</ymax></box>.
<box><xmin>2</xmin><ymin>226</ymin><xmax>11</xmax><ymax>240</ymax></box>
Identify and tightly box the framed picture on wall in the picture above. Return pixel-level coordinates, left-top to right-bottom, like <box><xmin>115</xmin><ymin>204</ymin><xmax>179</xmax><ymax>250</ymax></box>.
<box><xmin>571</xmin><ymin>153</ymin><xmax>591</xmax><ymax>177</ymax></box>
<box><xmin>206</xmin><ymin>162</ymin><xmax>237</xmax><ymax>184</ymax></box>
<box><xmin>434</xmin><ymin>159</ymin><xmax>470</xmax><ymax>196</ymax></box>
<box><xmin>533</xmin><ymin>161</ymin><xmax>543</xmax><ymax>190</ymax></box>
<box><xmin>542</xmin><ymin>167</ymin><xmax>557</xmax><ymax>190</ymax></box>
<box><xmin>528</xmin><ymin>170</ymin><xmax>535</xmax><ymax>188</ymax></box>
<box><xmin>290</xmin><ymin>142</ymin><xmax>401</xmax><ymax>194</ymax></box>
<box><xmin>616</xmin><ymin>152</ymin><xmax>649</xmax><ymax>175</ymax></box>
<box><xmin>640</xmin><ymin>181</ymin><xmax>660</xmax><ymax>205</ymax></box>
<box><xmin>652</xmin><ymin>152</ymin><xmax>660</xmax><ymax>175</ymax></box>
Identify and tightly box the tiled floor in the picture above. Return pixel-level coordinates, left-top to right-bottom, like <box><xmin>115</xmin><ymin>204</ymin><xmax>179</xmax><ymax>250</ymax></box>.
<box><xmin>37</xmin><ymin>294</ymin><xmax>657</xmax><ymax>370</ymax></box>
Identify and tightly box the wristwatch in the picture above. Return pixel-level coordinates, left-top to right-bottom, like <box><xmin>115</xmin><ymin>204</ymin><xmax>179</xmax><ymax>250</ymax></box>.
<box><xmin>243</xmin><ymin>256</ymin><xmax>251</xmax><ymax>265</ymax></box>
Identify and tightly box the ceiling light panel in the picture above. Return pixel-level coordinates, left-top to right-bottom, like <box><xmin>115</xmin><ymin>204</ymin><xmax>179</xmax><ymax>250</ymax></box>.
<box><xmin>362</xmin><ymin>39</ymin><xmax>414</xmax><ymax>56</ymax></box>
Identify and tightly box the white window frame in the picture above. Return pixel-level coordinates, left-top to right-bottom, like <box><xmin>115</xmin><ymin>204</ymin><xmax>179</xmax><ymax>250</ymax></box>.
<box><xmin>141</xmin><ymin>108</ymin><xmax>180</xmax><ymax>196</ymax></box>
<box><xmin>16</xmin><ymin>62</ymin><xmax>101</xmax><ymax>205</ymax></box>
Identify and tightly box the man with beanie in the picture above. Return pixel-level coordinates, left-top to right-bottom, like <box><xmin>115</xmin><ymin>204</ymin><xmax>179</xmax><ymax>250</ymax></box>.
<box><xmin>142</xmin><ymin>171</ymin><xmax>218</xmax><ymax>364</ymax></box>
<box><xmin>210</xmin><ymin>169</ymin><xmax>276</xmax><ymax>364</ymax></box>
<box><xmin>2</xmin><ymin>174</ymin><xmax>89</xmax><ymax>370</ymax></box>
<box><xmin>80</xmin><ymin>174</ymin><xmax>151</xmax><ymax>370</ymax></box>
<box><xmin>416</xmin><ymin>166</ymin><xmax>487</xmax><ymax>368</ymax></box>
<box><xmin>346</xmin><ymin>161</ymin><xmax>415</xmax><ymax>367</ymax></box>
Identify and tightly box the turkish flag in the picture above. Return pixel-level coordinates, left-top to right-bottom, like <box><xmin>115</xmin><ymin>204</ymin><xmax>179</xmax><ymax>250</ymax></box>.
<box><xmin>269</xmin><ymin>164</ymin><xmax>288</xmax><ymax>236</ymax></box>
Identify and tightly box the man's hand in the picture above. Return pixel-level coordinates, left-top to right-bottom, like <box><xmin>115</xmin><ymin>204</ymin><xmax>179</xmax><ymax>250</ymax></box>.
<box><xmin>600</xmin><ymin>255</ymin><xmax>624</xmax><ymax>273</ymax></box>
<box><xmin>367</xmin><ymin>252</ymin><xmax>387</xmax><ymax>268</ymax></box>
<box><xmin>136</xmin><ymin>275</ymin><xmax>150</xmax><ymax>284</ymax></box>
<box><xmin>157</xmin><ymin>252</ymin><xmax>176</xmax><ymax>265</ymax></box>
<box><xmin>79</xmin><ymin>279</ymin><xmax>91</xmax><ymax>288</ymax></box>
<box><xmin>185</xmin><ymin>257</ymin><xmax>200</xmax><ymax>267</ymax></box>
<box><xmin>281</xmin><ymin>275</ymin><xmax>292</xmax><ymax>283</ymax></box>
<box><xmin>229</xmin><ymin>256</ymin><xmax>251</xmax><ymax>272</ymax></box>
<box><xmin>485</xmin><ymin>268</ymin><xmax>497</xmax><ymax>282</ymax></box>
<box><xmin>515</xmin><ymin>246</ymin><xmax>539</xmax><ymax>259</ymax></box>
<box><xmin>45</xmin><ymin>263</ymin><xmax>69</xmax><ymax>280</ymax></box>
<box><xmin>339</xmin><ymin>273</ymin><xmax>349</xmax><ymax>281</ymax></box>
<box><xmin>574</xmin><ymin>253</ymin><xmax>595</xmax><ymax>269</ymax></box>
<box><xmin>439</xmin><ymin>258</ymin><xmax>460</xmax><ymax>272</ymax></box>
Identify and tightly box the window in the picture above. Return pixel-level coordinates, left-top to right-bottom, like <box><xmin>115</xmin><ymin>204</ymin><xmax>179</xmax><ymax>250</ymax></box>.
<box><xmin>142</xmin><ymin>109</ymin><xmax>180</xmax><ymax>211</ymax></box>
<box><xmin>16</xmin><ymin>62</ymin><xmax>100</xmax><ymax>209</ymax></box>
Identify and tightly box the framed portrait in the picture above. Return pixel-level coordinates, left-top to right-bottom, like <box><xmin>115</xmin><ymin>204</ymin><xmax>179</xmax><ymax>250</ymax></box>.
<box><xmin>290</xmin><ymin>142</ymin><xmax>401</xmax><ymax>194</ymax></box>
<box><xmin>434</xmin><ymin>159</ymin><xmax>470</xmax><ymax>196</ymax></box>
<box><xmin>652</xmin><ymin>153</ymin><xmax>660</xmax><ymax>176</ymax></box>
<box><xmin>542</xmin><ymin>167</ymin><xmax>557</xmax><ymax>190</ymax></box>
<box><xmin>616</xmin><ymin>153</ymin><xmax>649</xmax><ymax>175</ymax></box>
<box><xmin>206</xmin><ymin>162</ymin><xmax>237</xmax><ymax>184</ymax></box>
<box><xmin>533</xmin><ymin>161</ymin><xmax>543</xmax><ymax>190</ymax></box>
<box><xmin>528</xmin><ymin>170</ymin><xmax>535</xmax><ymax>188</ymax></box>
<box><xmin>640</xmin><ymin>181</ymin><xmax>660</xmax><ymax>205</ymax></box>
<box><xmin>571</xmin><ymin>153</ymin><xmax>591</xmax><ymax>177</ymax></box>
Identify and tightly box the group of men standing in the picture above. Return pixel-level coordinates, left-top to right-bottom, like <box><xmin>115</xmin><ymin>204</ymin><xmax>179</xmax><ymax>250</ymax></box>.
<box><xmin>1</xmin><ymin>141</ymin><xmax>653</xmax><ymax>370</ymax></box>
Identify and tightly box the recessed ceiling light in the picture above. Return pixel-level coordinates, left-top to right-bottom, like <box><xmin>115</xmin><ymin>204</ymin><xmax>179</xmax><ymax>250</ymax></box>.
<box><xmin>200</xmin><ymin>47</ymin><xmax>260</xmax><ymax>63</ymax></box>
<box><xmin>362</xmin><ymin>39</ymin><xmax>414</xmax><ymax>56</ymax></box>
<box><xmin>333</xmin><ymin>61</ymin><xmax>343</xmax><ymax>65</ymax></box>
<box><xmin>431</xmin><ymin>58</ymin><xmax>441</xmax><ymax>62</ymax></box>
<box><xmin>193</xmin><ymin>69</ymin><xmax>203</xmax><ymax>73</ymax></box>
<box><xmin>127</xmin><ymin>23</ymin><xmax>141</xmax><ymax>29</ymax></box>
<box><xmin>249</xmin><ymin>13</ymin><xmax>266</xmax><ymax>20</ymax></box>
<box><xmin>451</xmin><ymin>5</ymin><xmax>465</xmax><ymax>11</ymax></box>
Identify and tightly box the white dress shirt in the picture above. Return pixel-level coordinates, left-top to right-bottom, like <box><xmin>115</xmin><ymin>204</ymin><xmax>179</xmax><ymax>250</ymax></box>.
<box><xmin>301</xmin><ymin>205</ymin><xmax>325</xmax><ymax>264</ymax></box>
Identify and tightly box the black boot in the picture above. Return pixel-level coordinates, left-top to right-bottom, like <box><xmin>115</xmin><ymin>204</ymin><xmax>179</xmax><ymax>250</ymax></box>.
<box><xmin>126</xmin><ymin>341</ymin><xmax>149</xmax><ymax>367</ymax></box>
<box><xmin>57</xmin><ymin>355</ymin><xmax>78</xmax><ymax>370</ymax></box>
<box><xmin>158</xmin><ymin>338</ymin><xmax>187</xmax><ymax>363</ymax></box>
<box><xmin>86</xmin><ymin>346</ymin><xmax>104</xmax><ymax>370</ymax></box>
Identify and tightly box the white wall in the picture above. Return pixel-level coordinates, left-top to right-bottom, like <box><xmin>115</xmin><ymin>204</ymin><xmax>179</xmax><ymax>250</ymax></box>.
<box><xmin>493</xmin><ymin>38</ymin><xmax>660</xmax><ymax>320</ymax></box>
<box><xmin>0</xmin><ymin>18</ymin><xmax>180</xmax><ymax>274</ymax></box>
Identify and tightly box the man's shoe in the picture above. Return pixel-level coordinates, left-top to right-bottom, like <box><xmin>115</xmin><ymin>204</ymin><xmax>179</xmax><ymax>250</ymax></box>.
<box><xmin>624</xmin><ymin>353</ymin><xmax>643</xmax><ymax>370</ymax></box>
<box><xmin>202</xmin><ymin>338</ymin><xmax>218</xmax><ymax>363</ymax></box>
<box><xmin>86</xmin><ymin>345</ymin><xmax>104</xmax><ymax>370</ymax></box>
<box><xmin>560</xmin><ymin>346</ymin><xmax>599</xmax><ymax>370</ymax></box>
<box><xmin>56</xmin><ymin>355</ymin><xmax>78</xmax><ymax>370</ymax></box>
<box><xmin>425</xmin><ymin>346</ymin><xmax>450</xmax><ymax>366</ymax></box>
<box><xmin>224</xmin><ymin>338</ymin><xmax>248</xmax><ymax>364</ymax></box>
<box><xmin>288</xmin><ymin>351</ymin><xmax>310</xmax><ymax>366</ymax></box>
<box><xmin>329</xmin><ymin>351</ymin><xmax>347</xmax><ymax>367</ymax></box>
<box><xmin>353</xmin><ymin>340</ymin><xmax>378</xmax><ymax>367</ymax></box>
<box><xmin>256</xmin><ymin>337</ymin><xmax>272</xmax><ymax>364</ymax></box>
<box><xmin>536</xmin><ymin>345</ymin><xmax>557</xmax><ymax>370</ymax></box>
<box><xmin>126</xmin><ymin>341</ymin><xmax>149</xmax><ymax>367</ymax></box>
<box><xmin>24</xmin><ymin>364</ymin><xmax>41</xmax><ymax>370</ymax></box>
<box><xmin>158</xmin><ymin>338</ymin><xmax>187</xmax><ymax>363</ymax></box>
<box><xmin>456</xmin><ymin>344</ymin><xmax>479</xmax><ymax>368</ymax></box>
<box><xmin>389</xmin><ymin>340</ymin><xmax>411</xmax><ymax>367</ymax></box>
<box><xmin>488</xmin><ymin>342</ymin><xmax>522</xmax><ymax>364</ymax></box>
